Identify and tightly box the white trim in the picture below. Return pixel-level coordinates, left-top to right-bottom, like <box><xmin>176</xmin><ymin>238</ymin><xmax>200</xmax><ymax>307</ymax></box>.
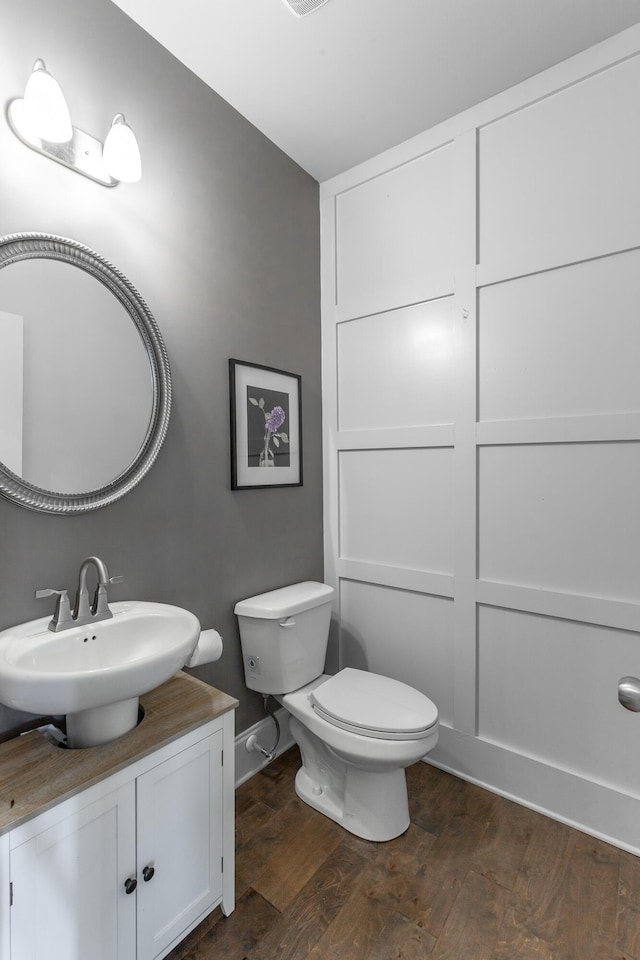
<box><xmin>320</xmin><ymin>193</ymin><xmax>342</xmax><ymax>661</ymax></box>
<box><xmin>337</xmin><ymin>560</ymin><xmax>454</xmax><ymax>599</ymax></box>
<box><xmin>427</xmin><ymin>725</ymin><xmax>640</xmax><ymax>855</ymax></box>
<box><xmin>476</xmin><ymin>582</ymin><xmax>640</xmax><ymax>633</ymax></box>
<box><xmin>234</xmin><ymin>707</ymin><xmax>294</xmax><ymax>788</ymax></box>
<box><xmin>451</xmin><ymin>129</ymin><xmax>479</xmax><ymax>737</ymax></box>
<box><xmin>476</xmin><ymin>414</ymin><xmax>640</xmax><ymax>446</ymax></box>
<box><xmin>336</xmin><ymin>273</ymin><xmax>455</xmax><ymax>325</ymax></box>
<box><xmin>336</xmin><ymin>425</ymin><xmax>454</xmax><ymax>451</ymax></box>
<box><xmin>476</xmin><ymin>241</ymin><xmax>640</xmax><ymax>289</ymax></box>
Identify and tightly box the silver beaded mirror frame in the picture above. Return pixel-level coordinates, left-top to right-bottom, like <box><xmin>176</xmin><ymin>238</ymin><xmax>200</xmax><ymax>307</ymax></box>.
<box><xmin>0</xmin><ymin>232</ymin><xmax>171</xmax><ymax>514</ymax></box>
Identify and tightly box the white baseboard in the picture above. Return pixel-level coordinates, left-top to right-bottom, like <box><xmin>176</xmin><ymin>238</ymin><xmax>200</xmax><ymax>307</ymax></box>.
<box><xmin>235</xmin><ymin>706</ymin><xmax>295</xmax><ymax>787</ymax></box>
<box><xmin>428</xmin><ymin>725</ymin><xmax>640</xmax><ymax>856</ymax></box>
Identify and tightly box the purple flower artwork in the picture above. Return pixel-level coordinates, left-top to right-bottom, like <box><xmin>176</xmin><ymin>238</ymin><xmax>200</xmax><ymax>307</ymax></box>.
<box><xmin>265</xmin><ymin>405</ymin><xmax>286</xmax><ymax>433</ymax></box>
<box><xmin>230</xmin><ymin>359</ymin><xmax>301</xmax><ymax>489</ymax></box>
<box><xmin>247</xmin><ymin>388</ymin><xmax>290</xmax><ymax>468</ymax></box>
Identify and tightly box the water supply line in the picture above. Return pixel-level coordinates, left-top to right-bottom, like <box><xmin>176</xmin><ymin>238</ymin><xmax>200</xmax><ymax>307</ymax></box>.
<box><xmin>245</xmin><ymin>694</ymin><xmax>281</xmax><ymax>763</ymax></box>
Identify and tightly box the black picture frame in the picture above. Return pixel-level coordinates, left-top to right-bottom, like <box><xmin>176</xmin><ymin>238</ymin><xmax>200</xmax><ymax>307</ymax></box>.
<box><xmin>229</xmin><ymin>359</ymin><xmax>303</xmax><ymax>490</ymax></box>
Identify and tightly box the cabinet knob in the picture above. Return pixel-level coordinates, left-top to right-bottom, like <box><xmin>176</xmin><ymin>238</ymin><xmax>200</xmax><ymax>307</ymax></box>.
<box><xmin>124</xmin><ymin>876</ymin><xmax>137</xmax><ymax>895</ymax></box>
<box><xmin>142</xmin><ymin>865</ymin><xmax>155</xmax><ymax>882</ymax></box>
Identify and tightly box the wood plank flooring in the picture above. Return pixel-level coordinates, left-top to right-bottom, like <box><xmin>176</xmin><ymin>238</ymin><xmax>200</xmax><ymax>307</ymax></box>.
<box><xmin>167</xmin><ymin>747</ymin><xmax>640</xmax><ymax>960</ymax></box>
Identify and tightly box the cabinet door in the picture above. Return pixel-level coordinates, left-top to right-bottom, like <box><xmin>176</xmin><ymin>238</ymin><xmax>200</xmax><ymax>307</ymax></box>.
<box><xmin>136</xmin><ymin>732</ymin><xmax>223</xmax><ymax>960</ymax></box>
<box><xmin>10</xmin><ymin>781</ymin><xmax>136</xmax><ymax>960</ymax></box>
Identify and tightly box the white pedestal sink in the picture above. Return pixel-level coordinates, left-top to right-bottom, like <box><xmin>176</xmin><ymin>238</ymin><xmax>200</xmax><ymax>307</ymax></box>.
<box><xmin>0</xmin><ymin>601</ymin><xmax>201</xmax><ymax>747</ymax></box>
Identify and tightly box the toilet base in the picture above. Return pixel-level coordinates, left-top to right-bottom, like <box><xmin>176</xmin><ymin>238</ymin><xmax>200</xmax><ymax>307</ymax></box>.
<box><xmin>290</xmin><ymin>716</ymin><xmax>410</xmax><ymax>842</ymax></box>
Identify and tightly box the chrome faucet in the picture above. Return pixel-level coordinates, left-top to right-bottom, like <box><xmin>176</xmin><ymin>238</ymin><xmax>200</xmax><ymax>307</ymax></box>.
<box><xmin>73</xmin><ymin>556</ymin><xmax>123</xmax><ymax>624</ymax></box>
<box><xmin>36</xmin><ymin>556</ymin><xmax>123</xmax><ymax>632</ymax></box>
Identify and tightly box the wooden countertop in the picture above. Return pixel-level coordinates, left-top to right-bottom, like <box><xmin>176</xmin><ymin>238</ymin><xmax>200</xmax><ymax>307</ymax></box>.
<box><xmin>0</xmin><ymin>672</ymin><xmax>237</xmax><ymax>836</ymax></box>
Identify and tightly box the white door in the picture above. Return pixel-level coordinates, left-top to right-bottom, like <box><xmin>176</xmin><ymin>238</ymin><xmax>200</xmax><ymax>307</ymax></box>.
<box><xmin>10</xmin><ymin>782</ymin><xmax>136</xmax><ymax>960</ymax></box>
<box><xmin>136</xmin><ymin>733</ymin><xmax>223</xmax><ymax>960</ymax></box>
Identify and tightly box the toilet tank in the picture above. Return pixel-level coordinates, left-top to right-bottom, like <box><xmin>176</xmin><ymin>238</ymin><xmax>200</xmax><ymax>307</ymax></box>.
<box><xmin>234</xmin><ymin>582</ymin><xmax>334</xmax><ymax>694</ymax></box>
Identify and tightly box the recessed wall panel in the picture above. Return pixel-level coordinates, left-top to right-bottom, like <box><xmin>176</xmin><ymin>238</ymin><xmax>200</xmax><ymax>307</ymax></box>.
<box><xmin>478</xmin><ymin>605</ymin><xmax>640</xmax><ymax>795</ymax></box>
<box><xmin>478</xmin><ymin>442</ymin><xmax>640</xmax><ymax>602</ymax></box>
<box><xmin>340</xmin><ymin>448</ymin><xmax>453</xmax><ymax>574</ymax></box>
<box><xmin>479</xmin><ymin>56</ymin><xmax>640</xmax><ymax>271</ymax></box>
<box><xmin>336</xmin><ymin>145</ymin><xmax>454</xmax><ymax>315</ymax></box>
<box><xmin>341</xmin><ymin>579</ymin><xmax>454</xmax><ymax>726</ymax></box>
<box><xmin>337</xmin><ymin>298</ymin><xmax>454</xmax><ymax>431</ymax></box>
<box><xmin>478</xmin><ymin>251</ymin><xmax>640</xmax><ymax>422</ymax></box>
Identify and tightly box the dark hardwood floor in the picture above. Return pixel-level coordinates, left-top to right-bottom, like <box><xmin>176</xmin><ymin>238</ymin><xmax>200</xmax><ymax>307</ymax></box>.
<box><xmin>167</xmin><ymin>747</ymin><xmax>640</xmax><ymax>960</ymax></box>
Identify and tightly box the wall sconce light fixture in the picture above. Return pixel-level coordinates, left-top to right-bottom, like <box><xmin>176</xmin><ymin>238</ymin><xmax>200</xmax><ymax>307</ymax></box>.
<box><xmin>7</xmin><ymin>59</ymin><xmax>142</xmax><ymax>187</ymax></box>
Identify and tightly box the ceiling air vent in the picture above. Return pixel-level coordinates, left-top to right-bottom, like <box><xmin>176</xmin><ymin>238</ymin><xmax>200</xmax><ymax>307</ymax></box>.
<box><xmin>281</xmin><ymin>0</ymin><xmax>332</xmax><ymax>16</ymax></box>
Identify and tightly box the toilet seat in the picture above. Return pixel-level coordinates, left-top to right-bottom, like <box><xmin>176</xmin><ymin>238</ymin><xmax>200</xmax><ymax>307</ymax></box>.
<box><xmin>309</xmin><ymin>667</ymin><xmax>438</xmax><ymax>741</ymax></box>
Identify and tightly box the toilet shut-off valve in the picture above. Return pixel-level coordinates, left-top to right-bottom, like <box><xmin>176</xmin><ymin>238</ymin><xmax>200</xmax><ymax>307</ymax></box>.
<box><xmin>246</xmin><ymin>734</ymin><xmax>274</xmax><ymax>761</ymax></box>
<box><xmin>245</xmin><ymin>695</ymin><xmax>281</xmax><ymax>763</ymax></box>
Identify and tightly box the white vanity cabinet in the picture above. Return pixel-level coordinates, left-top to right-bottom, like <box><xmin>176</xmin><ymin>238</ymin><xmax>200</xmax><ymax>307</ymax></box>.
<box><xmin>0</xmin><ymin>677</ymin><xmax>236</xmax><ymax>960</ymax></box>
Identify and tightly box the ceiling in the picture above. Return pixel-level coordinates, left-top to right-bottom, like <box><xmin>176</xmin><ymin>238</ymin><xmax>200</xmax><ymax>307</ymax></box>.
<box><xmin>111</xmin><ymin>0</ymin><xmax>640</xmax><ymax>182</ymax></box>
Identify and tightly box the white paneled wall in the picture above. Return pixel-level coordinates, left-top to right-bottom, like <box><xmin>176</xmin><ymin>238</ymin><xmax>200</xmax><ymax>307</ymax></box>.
<box><xmin>340</xmin><ymin>448</ymin><xmax>454</xmax><ymax>574</ymax></box>
<box><xmin>477</xmin><ymin>606</ymin><xmax>640</xmax><ymax>795</ymax></box>
<box><xmin>337</xmin><ymin>299</ymin><xmax>455</xmax><ymax>431</ymax></box>
<box><xmin>477</xmin><ymin>251</ymin><xmax>640</xmax><ymax>422</ymax></box>
<box><xmin>335</xmin><ymin>144</ymin><xmax>455</xmax><ymax>318</ymax></box>
<box><xmin>477</xmin><ymin>53</ymin><xmax>640</xmax><ymax>279</ymax></box>
<box><xmin>321</xmin><ymin>25</ymin><xmax>640</xmax><ymax>851</ymax></box>
<box><xmin>478</xmin><ymin>442</ymin><xmax>640</xmax><ymax>602</ymax></box>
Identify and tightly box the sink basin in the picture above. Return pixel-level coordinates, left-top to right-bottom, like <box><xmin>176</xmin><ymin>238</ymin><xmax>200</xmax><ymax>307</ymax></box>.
<box><xmin>0</xmin><ymin>601</ymin><xmax>200</xmax><ymax>747</ymax></box>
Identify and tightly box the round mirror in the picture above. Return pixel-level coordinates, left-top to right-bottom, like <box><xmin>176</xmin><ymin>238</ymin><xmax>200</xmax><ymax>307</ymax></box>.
<box><xmin>0</xmin><ymin>233</ymin><xmax>171</xmax><ymax>513</ymax></box>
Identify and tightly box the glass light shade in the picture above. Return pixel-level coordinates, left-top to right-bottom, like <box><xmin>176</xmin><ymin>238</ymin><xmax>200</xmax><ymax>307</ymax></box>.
<box><xmin>22</xmin><ymin>60</ymin><xmax>72</xmax><ymax>143</ymax></box>
<box><xmin>102</xmin><ymin>114</ymin><xmax>142</xmax><ymax>183</ymax></box>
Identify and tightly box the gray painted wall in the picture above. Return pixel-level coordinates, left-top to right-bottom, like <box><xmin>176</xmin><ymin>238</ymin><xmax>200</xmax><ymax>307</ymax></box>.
<box><xmin>0</xmin><ymin>0</ymin><xmax>323</xmax><ymax>735</ymax></box>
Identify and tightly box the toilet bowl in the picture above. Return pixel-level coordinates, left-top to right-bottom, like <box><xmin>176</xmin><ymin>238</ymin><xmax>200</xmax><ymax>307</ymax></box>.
<box><xmin>234</xmin><ymin>582</ymin><xmax>439</xmax><ymax>841</ymax></box>
<box><xmin>280</xmin><ymin>670</ymin><xmax>438</xmax><ymax>840</ymax></box>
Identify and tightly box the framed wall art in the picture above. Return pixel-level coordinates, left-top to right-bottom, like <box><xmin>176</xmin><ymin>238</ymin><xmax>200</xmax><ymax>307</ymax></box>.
<box><xmin>229</xmin><ymin>359</ymin><xmax>303</xmax><ymax>490</ymax></box>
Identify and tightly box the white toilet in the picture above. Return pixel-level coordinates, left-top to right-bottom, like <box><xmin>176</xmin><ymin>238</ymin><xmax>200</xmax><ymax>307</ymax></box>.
<box><xmin>234</xmin><ymin>581</ymin><xmax>439</xmax><ymax>841</ymax></box>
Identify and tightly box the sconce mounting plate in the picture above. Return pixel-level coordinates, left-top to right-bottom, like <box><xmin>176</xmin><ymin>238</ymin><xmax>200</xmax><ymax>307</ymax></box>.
<box><xmin>7</xmin><ymin>99</ymin><xmax>117</xmax><ymax>187</ymax></box>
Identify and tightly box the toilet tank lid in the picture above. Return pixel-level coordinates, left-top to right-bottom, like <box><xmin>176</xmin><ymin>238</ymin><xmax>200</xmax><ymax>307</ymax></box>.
<box><xmin>234</xmin><ymin>581</ymin><xmax>334</xmax><ymax>619</ymax></box>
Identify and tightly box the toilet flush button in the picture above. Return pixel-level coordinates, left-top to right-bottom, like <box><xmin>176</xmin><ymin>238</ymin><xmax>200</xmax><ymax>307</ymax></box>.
<box><xmin>246</xmin><ymin>655</ymin><xmax>260</xmax><ymax>674</ymax></box>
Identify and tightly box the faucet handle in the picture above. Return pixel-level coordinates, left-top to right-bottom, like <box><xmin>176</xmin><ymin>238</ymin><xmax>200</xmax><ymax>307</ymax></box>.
<box><xmin>35</xmin><ymin>588</ymin><xmax>73</xmax><ymax>632</ymax></box>
<box><xmin>91</xmin><ymin>574</ymin><xmax>123</xmax><ymax>618</ymax></box>
<box><xmin>35</xmin><ymin>587</ymin><xmax>68</xmax><ymax>600</ymax></box>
